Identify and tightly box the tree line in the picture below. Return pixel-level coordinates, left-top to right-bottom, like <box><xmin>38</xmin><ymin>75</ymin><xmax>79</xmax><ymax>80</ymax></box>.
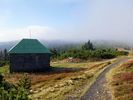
<box><xmin>0</xmin><ymin>49</ymin><xmax>9</xmax><ymax>67</ymax></box>
<box><xmin>50</xmin><ymin>40</ymin><xmax>128</xmax><ymax>60</ymax></box>
<box><xmin>0</xmin><ymin>49</ymin><xmax>9</xmax><ymax>61</ymax></box>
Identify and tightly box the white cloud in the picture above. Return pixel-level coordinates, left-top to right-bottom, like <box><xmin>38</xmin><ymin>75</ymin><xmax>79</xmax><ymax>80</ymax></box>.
<box><xmin>0</xmin><ymin>25</ymin><xmax>58</xmax><ymax>42</ymax></box>
<box><xmin>27</xmin><ymin>25</ymin><xmax>53</xmax><ymax>34</ymax></box>
<box><xmin>0</xmin><ymin>0</ymin><xmax>133</xmax><ymax>43</ymax></box>
<box><xmin>79</xmin><ymin>0</ymin><xmax>133</xmax><ymax>42</ymax></box>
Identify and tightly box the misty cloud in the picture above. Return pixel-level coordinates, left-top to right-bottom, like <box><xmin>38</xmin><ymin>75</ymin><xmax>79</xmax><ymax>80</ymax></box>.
<box><xmin>0</xmin><ymin>25</ymin><xmax>58</xmax><ymax>41</ymax></box>
<box><xmin>83</xmin><ymin>0</ymin><xmax>133</xmax><ymax>41</ymax></box>
<box><xmin>0</xmin><ymin>0</ymin><xmax>133</xmax><ymax>43</ymax></box>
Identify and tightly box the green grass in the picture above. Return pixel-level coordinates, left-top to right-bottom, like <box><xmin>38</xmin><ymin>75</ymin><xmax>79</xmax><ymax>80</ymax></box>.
<box><xmin>0</xmin><ymin>65</ymin><xmax>9</xmax><ymax>73</ymax></box>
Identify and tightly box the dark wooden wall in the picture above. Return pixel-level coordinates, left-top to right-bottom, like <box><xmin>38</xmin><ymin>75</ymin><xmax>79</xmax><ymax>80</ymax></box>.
<box><xmin>10</xmin><ymin>53</ymin><xmax>51</xmax><ymax>72</ymax></box>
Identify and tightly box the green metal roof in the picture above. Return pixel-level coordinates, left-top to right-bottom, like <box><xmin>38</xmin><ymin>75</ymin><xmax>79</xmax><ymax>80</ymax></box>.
<box><xmin>9</xmin><ymin>39</ymin><xmax>51</xmax><ymax>54</ymax></box>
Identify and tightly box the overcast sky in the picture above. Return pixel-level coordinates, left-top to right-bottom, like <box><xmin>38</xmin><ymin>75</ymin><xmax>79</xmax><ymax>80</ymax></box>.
<box><xmin>0</xmin><ymin>0</ymin><xmax>133</xmax><ymax>42</ymax></box>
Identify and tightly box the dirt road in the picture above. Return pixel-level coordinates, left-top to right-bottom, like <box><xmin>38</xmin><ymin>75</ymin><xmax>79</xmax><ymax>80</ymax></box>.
<box><xmin>81</xmin><ymin>57</ymin><xmax>130</xmax><ymax>100</ymax></box>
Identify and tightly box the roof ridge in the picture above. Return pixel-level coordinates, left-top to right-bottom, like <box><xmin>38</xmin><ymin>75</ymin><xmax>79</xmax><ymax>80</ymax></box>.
<box><xmin>22</xmin><ymin>38</ymin><xmax>37</xmax><ymax>40</ymax></box>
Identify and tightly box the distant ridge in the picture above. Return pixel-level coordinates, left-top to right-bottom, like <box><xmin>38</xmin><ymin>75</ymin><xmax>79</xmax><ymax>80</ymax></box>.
<box><xmin>0</xmin><ymin>40</ymin><xmax>132</xmax><ymax>50</ymax></box>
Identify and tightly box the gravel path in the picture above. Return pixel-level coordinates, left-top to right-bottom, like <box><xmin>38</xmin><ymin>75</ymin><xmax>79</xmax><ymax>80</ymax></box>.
<box><xmin>81</xmin><ymin>57</ymin><xmax>129</xmax><ymax>100</ymax></box>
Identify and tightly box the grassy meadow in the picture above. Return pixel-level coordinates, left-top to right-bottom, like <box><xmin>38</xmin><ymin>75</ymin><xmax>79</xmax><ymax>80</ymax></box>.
<box><xmin>0</xmin><ymin>59</ymin><xmax>115</xmax><ymax>100</ymax></box>
<box><xmin>107</xmin><ymin>60</ymin><xmax>133</xmax><ymax>100</ymax></box>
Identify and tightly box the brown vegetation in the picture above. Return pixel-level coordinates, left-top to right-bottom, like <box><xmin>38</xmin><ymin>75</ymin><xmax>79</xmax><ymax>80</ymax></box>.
<box><xmin>5</xmin><ymin>66</ymin><xmax>86</xmax><ymax>85</ymax></box>
<box><xmin>3</xmin><ymin>60</ymin><xmax>113</xmax><ymax>100</ymax></box>
<box><xmin>107</xmin><ymin>60</ymin><xmax>133</xmax><ymax>100</ymax></box>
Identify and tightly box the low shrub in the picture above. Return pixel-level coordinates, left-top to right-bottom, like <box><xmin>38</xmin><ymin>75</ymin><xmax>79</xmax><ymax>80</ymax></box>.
<box><xmin>57</xmin><ymin>49</ymin><xmax>128</xmax><ymax>60</ymax></box>
<box><xmin>0</xmin><ymin>61</ymin><xmax>9</xmax><ymax>67</ymax></box>
<box><xmin>0</xmin><ymin>74</ymin><xmax>31</xmax><ymax>100</ymax></box>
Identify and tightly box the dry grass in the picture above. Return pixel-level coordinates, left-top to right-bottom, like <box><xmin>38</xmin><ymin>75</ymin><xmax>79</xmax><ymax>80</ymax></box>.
<box><xmin>5</xmin><ymin>70</ymin><xmax>82</xmax><ymax>85</ymax></box>
<box><xmin>107</xmin><ymin>60</ymin><xmax>133</xmax><ymax>100</ymax></box>
<box><xmin>30</xmin><ymin>60</ymin><xmax>112</xmax><ymax>100</ymax></box>
<box><xmin>2</xmin><ymin>60</ymin><xmax>114</xmax><ymax>100</ymax></box>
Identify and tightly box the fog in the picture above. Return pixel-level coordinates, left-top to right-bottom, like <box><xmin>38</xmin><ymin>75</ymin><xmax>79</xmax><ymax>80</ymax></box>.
<box><xmin>0</xmin><ymin>0</ymin><xmax>133</xmax><ymax>43</ymax></box>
